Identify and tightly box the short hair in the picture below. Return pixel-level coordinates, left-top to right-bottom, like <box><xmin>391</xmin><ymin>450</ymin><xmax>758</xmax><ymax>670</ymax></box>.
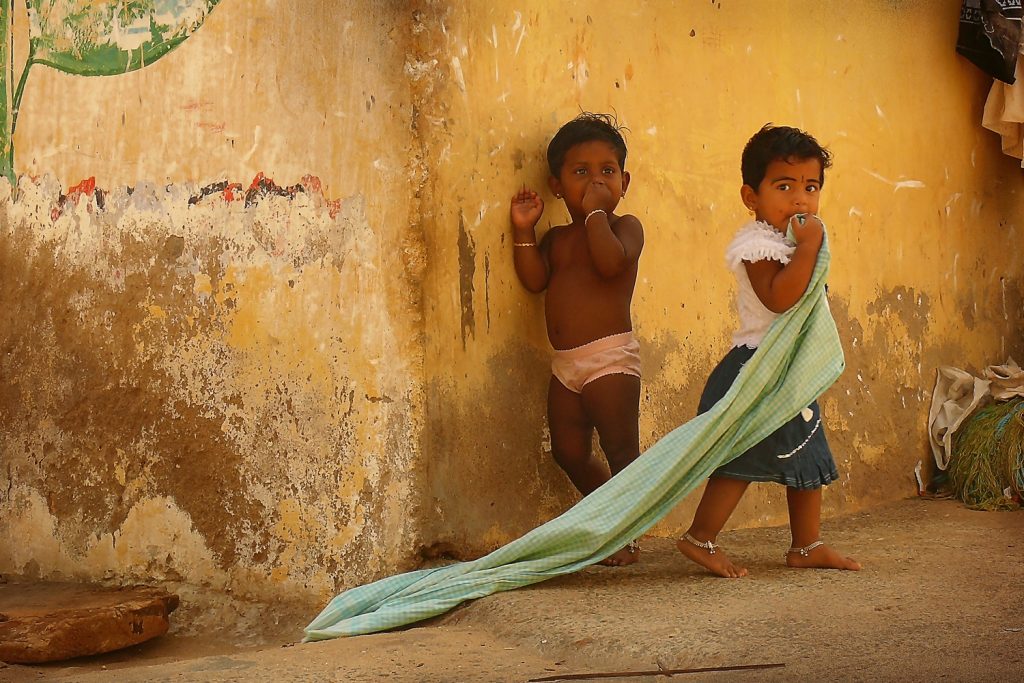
<box><xmin>547</xmin><ymin>112</ymin><xmax>628</xmax><ymax>176</ymax></box>
<box><xmin>741</xmin><ymin>124</ymin><xmax>832</xmax><ymax>188</ymax></box>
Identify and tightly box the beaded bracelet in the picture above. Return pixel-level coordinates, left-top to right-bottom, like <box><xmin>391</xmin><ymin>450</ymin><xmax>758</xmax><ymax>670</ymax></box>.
<box><xmin>513</xmin><ymin>242</ymin><xmax>536</xmax><ymax>247</ymax></box>
<box><xmin>585</xmin><ymin>209</ymin><xmax>607</xmax><ymax>224</ymax></box>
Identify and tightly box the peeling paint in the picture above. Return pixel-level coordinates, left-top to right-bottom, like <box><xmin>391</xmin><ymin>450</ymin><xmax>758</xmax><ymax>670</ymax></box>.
<box><xmin>0</xmin><ymin>171</ymin><xmax>424</xmax><ymax>599</ymax></box>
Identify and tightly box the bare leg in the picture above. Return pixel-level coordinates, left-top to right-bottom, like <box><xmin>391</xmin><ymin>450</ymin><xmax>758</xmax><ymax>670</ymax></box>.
<box><xmin>785</xmin><ymin>487</ymin><xmax>861</xmax><ymax>570</ymax></box>
<box><xmin>581</xmin><ymin>373</ymin><xmax>641</xmax><ymax>476</ymax></box>
<box><xmin>548</xmin><ymin>375</ymin><xmax>609</xmax><ymax>495</ymax></box>
<box><xmin>676</xmin><ymin>477</ymin><xmax>750</xmax><ymax>577</ymax></box>
<box><xmin>581</xmin><ymin>373</ymin><xmax>642</xmax><ymax>566</ymax></box>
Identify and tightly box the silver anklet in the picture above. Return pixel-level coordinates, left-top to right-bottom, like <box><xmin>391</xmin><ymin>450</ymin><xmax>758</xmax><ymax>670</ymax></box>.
<box><xmin>682</xmin><ymin>532</ymin><xmax>719</xmax><ymax>555</ymax></box>
<box><xmin>786</xmin><ymin>540</ymin><xmax>824</xmax><ymax>557</ymax></box>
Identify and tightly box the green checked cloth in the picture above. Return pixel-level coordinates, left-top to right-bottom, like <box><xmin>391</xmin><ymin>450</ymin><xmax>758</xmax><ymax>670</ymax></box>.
<box><xmin>305</xmin><ymin>231</ymin><xmax>844</xmax><ymax>641</ymax></box>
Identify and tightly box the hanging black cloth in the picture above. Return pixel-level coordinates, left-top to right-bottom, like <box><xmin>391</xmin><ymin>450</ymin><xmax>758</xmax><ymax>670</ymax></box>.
<box><xmin>957</xmin><ymin>0</ymin><xmax>1023</xmax><ymax>84</ymax></box>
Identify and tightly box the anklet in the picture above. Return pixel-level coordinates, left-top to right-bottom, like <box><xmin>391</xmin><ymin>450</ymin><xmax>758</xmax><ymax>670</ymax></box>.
<box><xmin>786</xmin><ymin>540</ymin><xmax>824</xmax><ymax>557</ymax></box>
<box><xmin>682</xmin><ymin>532</ymin><xmax>719</xmax><ymax>555</ymax></box>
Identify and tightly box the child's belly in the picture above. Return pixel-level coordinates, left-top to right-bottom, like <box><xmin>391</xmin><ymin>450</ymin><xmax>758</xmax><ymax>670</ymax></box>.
<box><xmin>545</xmin><ymin>272</ymin><xmax>635</xmax><ymax>350</ymax></box>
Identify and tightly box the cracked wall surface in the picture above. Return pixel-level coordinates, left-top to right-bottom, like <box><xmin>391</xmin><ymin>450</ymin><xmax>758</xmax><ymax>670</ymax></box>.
<box><xmin>1</xmin><ymin>0</ymin><xmax>1023</xmax><ymax>603</ymax></box>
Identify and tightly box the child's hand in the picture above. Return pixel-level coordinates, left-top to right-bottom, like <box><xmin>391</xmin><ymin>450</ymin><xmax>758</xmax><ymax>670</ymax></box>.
<box><xmin>790</xmin><ymin>213</ymin><xmax>824</xmax><ymax>248</ymax></box>
<box><xmin>582</xmin><ymin>182</ymin><xmax>615</xmax><ymax>214</ymax></box>
<box><xmin>510</xmin><ymin>187</ymin><xmax>544</xmax><ymax>231</ymax></box>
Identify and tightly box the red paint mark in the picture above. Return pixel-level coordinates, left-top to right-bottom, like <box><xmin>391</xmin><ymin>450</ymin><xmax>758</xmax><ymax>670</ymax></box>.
<box><xmin>301</xmin><ymin>174</ymin><xmax>323</xmax><ymax>195</ymax></box>
<box><xmin>67</xmin><ymin>177</ymin><xmax>95</xmax><ymax>198</ymax></box>
<box><xmin>197</xmin><ymin>121</ymin><xmax>226</xmax><ymax>133</ymax></box>
<box><xmin>328</xmin><ymin>198</ymin><xmax>342</xmax><ymax>219</ymax></box>
<box><xmin>222</xmin><ymin>183</ymin><xmax>242</xmax><ymax>201</ymax></box>
<box><xmin>181</xmin><ymin>100</ymin><xmax>211</xmax><ymax>112</ymax></box>
<box><xmin>248</xmin><ymin>171</ymin><xmax>270</xmax><ymax>191</ymax></box>
<box><xmin>54</xmin><ymin>177</ymin><xmax>98</xmax><ymax>218</ymax></box>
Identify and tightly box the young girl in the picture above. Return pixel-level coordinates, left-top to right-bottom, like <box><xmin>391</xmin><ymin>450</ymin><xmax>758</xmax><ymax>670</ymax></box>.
<box><xmin>677</xmin><ymin>124</ymin><xmax>861</xmax><ymax>578</ymax></box>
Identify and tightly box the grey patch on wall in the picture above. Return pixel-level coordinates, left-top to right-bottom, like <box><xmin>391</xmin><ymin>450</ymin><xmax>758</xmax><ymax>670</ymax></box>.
<box><xmin>826</xmin><ymin>291</ymin><xmax>932</xmax><ymax>503</ymax></box>
<box><xmin>954</xmin><ymin>269</ymin><xmax>1024</xmax><ymax>335</ymax></box>
<box><xmin>421</xmin><ymin>339</ymin><xmax>570</xmax><ymax>557</ymax></box>
<box><xmin>825</xmin><ymin>295</ymin><xmax>865</xmax><ymax>356</ymax></box>
<box><xmin>458</xmin><ymin>212</ymin><xmax>476</xmax><ymax>349</ymax></box>
<box><xmin>1000</xmin><ymin>276</ymin><xmax>1024</xmax><ymax>326</ymax></box>
<box><xmin>512</xmin><ymin>149</ymin><xmax>526</xmax><ymax>171</ymax></box>
<box><xmin>865</xmin><ymin>285</ymin><xmax>931</xmax><ymax>340</ymax></box>
<box><xmin>484</xmin><ymin>253</ymin><xmax>491</xmax><ymax>331</ymax></box>
<box><xmin>638</xmin><ymin>330</ymin><xmax>718</xmax><ymax>446</ymax></box>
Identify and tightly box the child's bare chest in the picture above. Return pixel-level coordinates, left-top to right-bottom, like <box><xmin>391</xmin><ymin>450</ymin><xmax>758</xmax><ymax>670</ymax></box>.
<box><xmin>549</xmin><ymin>229</ymin><xmax>599</xmax><ymax>275</ymax></box>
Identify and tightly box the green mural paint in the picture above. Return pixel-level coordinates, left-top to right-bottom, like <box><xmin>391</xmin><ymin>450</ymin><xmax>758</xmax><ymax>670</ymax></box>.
<box><xmin>1</xmin><ymin>3</ymin><xmax>13</xmax><ymax>183</ymax></box>
<box><xmin>0</xmin><ymin>0</ymin><xmax>221</xmax><ymax>185</ymax></box>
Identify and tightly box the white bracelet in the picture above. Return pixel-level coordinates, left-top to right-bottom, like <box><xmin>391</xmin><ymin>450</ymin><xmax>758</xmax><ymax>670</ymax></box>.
<box><xmin>585</xmin><ymin>209</ymin><xmax>607</xmax><ymax>224</ymax></box>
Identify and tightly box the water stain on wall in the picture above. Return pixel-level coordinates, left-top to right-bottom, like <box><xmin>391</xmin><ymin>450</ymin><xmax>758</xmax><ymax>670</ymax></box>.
<box><xmin>458</xmin><ymin>212</ymin><xmax>476</xmax><ymax>349</ymax></box>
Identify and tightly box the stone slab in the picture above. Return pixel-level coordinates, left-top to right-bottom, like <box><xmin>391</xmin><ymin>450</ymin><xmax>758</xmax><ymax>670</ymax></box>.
<box><xmin>0</xmin><ymin>582</ymin><xmax>179</xmax><ymax>664</ymax></box>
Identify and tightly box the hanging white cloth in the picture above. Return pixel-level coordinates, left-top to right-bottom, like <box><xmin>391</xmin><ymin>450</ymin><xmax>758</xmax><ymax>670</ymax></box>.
<box><xmin>982</xmin><ymin>47</ymin><xmax>1024</xmax><ymax>165</ymax></box>
<box><xmin>927</xmin><ymin>357</ymin><xmax>1024</xmax><ymax>470</ymax></box>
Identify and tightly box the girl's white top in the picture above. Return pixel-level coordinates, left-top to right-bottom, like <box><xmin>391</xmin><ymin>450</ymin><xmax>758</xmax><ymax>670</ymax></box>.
<box><xmin>726</xmin><ymin>220</ymin><xmax>796</xmax><ymax>349</ymax></box>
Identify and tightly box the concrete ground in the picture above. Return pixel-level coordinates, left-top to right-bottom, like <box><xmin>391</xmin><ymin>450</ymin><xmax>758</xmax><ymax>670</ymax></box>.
<box><xmin>2</xmin><ymin>498</ymin><xmax>1022</xmax><ymax>682</ymax></box>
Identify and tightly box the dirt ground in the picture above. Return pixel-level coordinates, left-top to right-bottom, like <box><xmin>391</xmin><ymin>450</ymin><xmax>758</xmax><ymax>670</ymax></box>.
<box><xmin>1</xmin><ymin>497</ymin><xmax>1021</xmax><ymax>683</ymax></box>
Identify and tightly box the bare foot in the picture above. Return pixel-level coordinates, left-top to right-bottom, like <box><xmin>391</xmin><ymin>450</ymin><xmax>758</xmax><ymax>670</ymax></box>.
<box><xmin>599</xmin><ymin>541</ymin><xmax>640</xmax><ymax>567</ymax></box>
<box><xmin>785</xmin><ymin>542</ymin><xmax>861</xmax><ymax>570</ymax></box>
<box><xmin>676</xmin><ymin>534</ymin><xmax>748</xmax><ymax>578</ymax></box>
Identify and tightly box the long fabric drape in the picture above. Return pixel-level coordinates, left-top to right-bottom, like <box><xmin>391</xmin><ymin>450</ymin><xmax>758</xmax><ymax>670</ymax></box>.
<box><xmin>305</xmin><ymin>232</ymin><xmax>844</xmax><ymax>641</ymax></box>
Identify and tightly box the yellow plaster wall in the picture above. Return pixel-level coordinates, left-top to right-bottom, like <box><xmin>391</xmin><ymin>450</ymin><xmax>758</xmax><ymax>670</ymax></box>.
<box><xmin>0</xmin><ymin>0</ymin><xmax>1022</xmax><ymax>600</ymax></box>
<box><xmin>417</xmin><ymin>0</ymin><xmax>1024</xmax><ymax>554</ymax></box>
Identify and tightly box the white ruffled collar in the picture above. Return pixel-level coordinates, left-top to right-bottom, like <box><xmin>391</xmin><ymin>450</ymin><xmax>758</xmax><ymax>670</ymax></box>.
<box><xmin>725</xmin><ymin>220</ymin><xmax>796</xmax><ymax>269</ymax></box>
<box><xmin>736</xmin><ymin>219</ymin><xmax>789</xmax><ymax>241</ymax></box>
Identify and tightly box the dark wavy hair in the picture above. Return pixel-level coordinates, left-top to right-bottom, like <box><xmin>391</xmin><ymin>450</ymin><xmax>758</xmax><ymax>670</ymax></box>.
<box><xmin>546</xmin><ymin>112</ymin><xmax>628</xmax><ymax>176</ymax></box>
<box><xmin>741</xmin><ymin>123</ymin><xmax>832</xmax><ymax>188</ymax></box>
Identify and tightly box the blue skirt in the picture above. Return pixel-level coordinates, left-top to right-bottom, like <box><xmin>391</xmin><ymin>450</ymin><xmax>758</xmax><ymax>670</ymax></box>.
<box><xmin>700</xmin><ymin>345</ymin><xmax>839</xmax><ymax>490</ymax></box>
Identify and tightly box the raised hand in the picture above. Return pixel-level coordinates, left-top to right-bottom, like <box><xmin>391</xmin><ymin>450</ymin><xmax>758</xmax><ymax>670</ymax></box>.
<box><xmin>790</xmin><ymin>213</ymin><xmax>824</xmax><ymax>248</ymax></box>
<box><xmin>510</xmin><ymin>187</ymin><xmax>544</xmax><ymax>231</ymax></box>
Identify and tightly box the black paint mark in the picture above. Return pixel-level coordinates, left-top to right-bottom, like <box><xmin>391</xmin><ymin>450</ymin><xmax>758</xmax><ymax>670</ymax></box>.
<box><xmin>189</xmin><ymin>181</ymin><xmax>231</xmax><ymax>205</ymax></box>
<box><xmin>484</xmin><ymin>253</ymin><xmax>491</xmax><ymax>331</ymax></box>
<box><xmin>243</xmin><ymin>175</ymin><xmax>304</xmax><ymax>207</ymax></box>
<box><xmin>458</xmin><ymin>213</ymin><xmax>476</xmax><ymax>349</ymax></box>
<box><xmin>187</xmin><ymin>177</ymin><xmax>305</xmax><ymax>207</ymax></box>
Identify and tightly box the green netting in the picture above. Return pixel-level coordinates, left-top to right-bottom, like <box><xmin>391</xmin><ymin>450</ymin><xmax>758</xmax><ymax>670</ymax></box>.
<box><xmin>949</xmin><ymin>397</ymin><xmax>1024</xmax><ymax>510</ymax></box>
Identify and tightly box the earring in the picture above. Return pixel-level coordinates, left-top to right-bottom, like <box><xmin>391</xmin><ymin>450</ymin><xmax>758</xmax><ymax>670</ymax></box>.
<box><xmin>747</xmin><ymin>208</ymin><xmax>755</xmax><ymax>216</ymax></box>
